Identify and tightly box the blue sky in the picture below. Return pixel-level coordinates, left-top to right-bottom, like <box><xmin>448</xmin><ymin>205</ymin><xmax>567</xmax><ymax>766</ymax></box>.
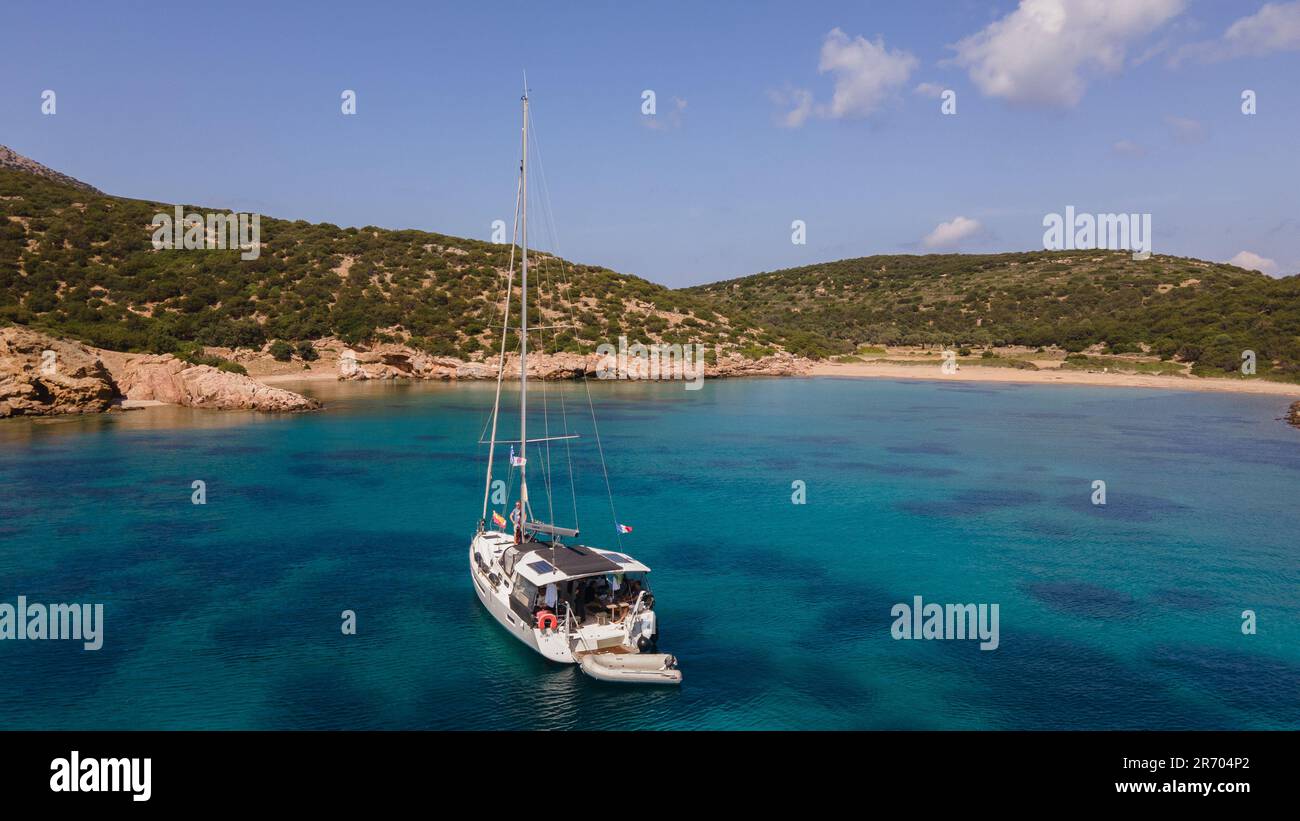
<box><xmin>3</xmin><ymin>0</ymin><xmax>1298</xmax><ymax>286</ymax></box>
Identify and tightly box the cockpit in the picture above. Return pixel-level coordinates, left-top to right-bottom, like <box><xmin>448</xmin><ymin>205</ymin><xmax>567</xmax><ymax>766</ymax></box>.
<box><xmin>503</xmin><ymin>543</ymin><xmax>653</xmax><ymax>627</ymax></box>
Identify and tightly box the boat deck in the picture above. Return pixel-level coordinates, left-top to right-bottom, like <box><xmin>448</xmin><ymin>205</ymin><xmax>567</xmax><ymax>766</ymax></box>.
<box><xmin>573</xmin><ymin>645</ymin><xmax>636</xmax><ymax>658</ymax></box>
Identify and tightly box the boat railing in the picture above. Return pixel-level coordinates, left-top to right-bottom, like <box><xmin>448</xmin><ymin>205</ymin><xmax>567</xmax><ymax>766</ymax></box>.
<box><xmin>562</xmin><ymin>601</ymin><xmax>593</xmax><ymax>655</ymax></box>
<box><xmin>622</xmin><ymin>590</ymin><xmax>647</xmax><ymax>640</ymax></box>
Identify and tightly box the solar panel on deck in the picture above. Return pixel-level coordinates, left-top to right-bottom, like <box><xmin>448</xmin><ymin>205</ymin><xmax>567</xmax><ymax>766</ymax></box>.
<box><xmin>527</xmin><ymin>559</ymin><xmax>556</xmax><ymax>575</ymax></box>
<box><xmin>531</xmin><ymin>545</ymin><xmax>622</xmax><ymax>576</ymax></box>
<box><xmin>604</xmin><ymin>553</ymin><xmax>633</xmax><ymax>564</ymax></box>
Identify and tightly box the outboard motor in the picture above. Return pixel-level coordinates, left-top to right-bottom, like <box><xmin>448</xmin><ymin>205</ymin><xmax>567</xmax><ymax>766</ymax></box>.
<box><xmin>635</xmin><ymin>609</ymin><xmax>657</xmax><ymax>651</ymax></box>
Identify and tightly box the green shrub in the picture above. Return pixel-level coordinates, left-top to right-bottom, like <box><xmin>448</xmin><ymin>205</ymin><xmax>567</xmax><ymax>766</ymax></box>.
<box><xmin>269</xmin><ymin>340</ymin><xmax>294</xmax><ymax>361</ymax></box>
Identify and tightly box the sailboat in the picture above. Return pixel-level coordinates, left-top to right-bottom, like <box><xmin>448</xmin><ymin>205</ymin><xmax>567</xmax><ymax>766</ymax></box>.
<box><xmin>468</xmin><ymin>87</ymin><xmax>681</xmax><ymax>685</ymax></box>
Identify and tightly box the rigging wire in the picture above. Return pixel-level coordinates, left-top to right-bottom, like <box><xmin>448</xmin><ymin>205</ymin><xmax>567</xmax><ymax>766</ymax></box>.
<box><xmin>528</xmin><ymin>125</ymin><xmax>575</xmax><ymax>534</ymax></box>
<box><xmin>479</xmin><ymin>162</ymin><xmax>523</xmax><ymax>523</ymax></box>
<box><xmin>535</xmin><ymin>171</ymin><xmax>557</xmax><ymax>530</ymax></box>
<box><xmin>527</xmin><ymin>107</ymin><xmax>624</xmax><ymax>551</ymax></box>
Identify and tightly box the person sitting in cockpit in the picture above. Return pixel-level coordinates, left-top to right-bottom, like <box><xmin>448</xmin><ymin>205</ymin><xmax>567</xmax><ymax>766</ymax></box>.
<box><xmin>623</xmin><ymin>578</ymin><xmax>643</xmax><ymax>603</ymax></box>
<box><xmin>574</xmin><ymin>579</ymin><xmax>599</xmax><ymax>620</ymax></box>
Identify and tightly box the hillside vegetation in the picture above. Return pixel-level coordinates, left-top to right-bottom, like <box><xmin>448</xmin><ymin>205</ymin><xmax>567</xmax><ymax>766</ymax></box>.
<box><xmin>686</xmin><ymin>252</ymin><xmax>1300</xmax><ymax>379</ymax></box>
<box><xmin>0</xmin><ymin>167</ymin><xmax>772</xmax><ymax>359</ymax></box>
<box><xmin>4</xmin><ymin>159</ymin><xmax>1299</xmax><ymax>381</ymax></box>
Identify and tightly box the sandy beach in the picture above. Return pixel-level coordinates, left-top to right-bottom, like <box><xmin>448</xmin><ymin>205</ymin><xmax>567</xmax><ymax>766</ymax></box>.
<box><xmin>811</xmin><ymin>360</ymin><xmax>1300</xmax><ymax>396</ymax></box>
<box><xmin>237</xmin><ymin>341</ymin><xmax>1300</xmax><ymax>403</ymax></box>
<box><xmin>259</xmin><ymin>359</ymin><xmax>1300</xmax><ymax>398</ymax></box>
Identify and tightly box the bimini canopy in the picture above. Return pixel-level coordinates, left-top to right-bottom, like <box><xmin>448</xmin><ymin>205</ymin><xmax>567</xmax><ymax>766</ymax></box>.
<box><xmin>515</xmin><ymin>544</ymin><xmax>652</xmax><ymax>585</ymax></box>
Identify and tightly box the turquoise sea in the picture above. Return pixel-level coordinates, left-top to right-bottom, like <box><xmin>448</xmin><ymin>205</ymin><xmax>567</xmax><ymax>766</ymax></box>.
<box><xmin>0</xmin><ymin>377</ymin><xmax>1296</xmax><ymax>730</ymax></box>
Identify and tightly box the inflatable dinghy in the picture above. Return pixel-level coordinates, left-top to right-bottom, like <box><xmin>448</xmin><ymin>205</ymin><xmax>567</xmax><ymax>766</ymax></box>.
<box><xmin>579</xmin><ymin>652</ymin><xmax>682</xmax><ymax>685</ymax></box>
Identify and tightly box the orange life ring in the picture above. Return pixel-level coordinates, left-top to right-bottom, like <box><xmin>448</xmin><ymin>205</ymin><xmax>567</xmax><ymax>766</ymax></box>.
<box><xmin>536</xmin><ymin>611</ymin><xmax>558</xmax><ymax>631</ymax></box>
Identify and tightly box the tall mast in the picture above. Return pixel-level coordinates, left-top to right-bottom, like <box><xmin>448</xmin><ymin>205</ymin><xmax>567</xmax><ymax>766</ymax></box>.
<box><xmin>518</xmin><ymin>86</ymin><xmax>530</xmax><ymax>519</ymax></box>
<box><xmin>479</xmin><ymin>176</ymin><xmax>520</xmax><ymax>525</ymax></box>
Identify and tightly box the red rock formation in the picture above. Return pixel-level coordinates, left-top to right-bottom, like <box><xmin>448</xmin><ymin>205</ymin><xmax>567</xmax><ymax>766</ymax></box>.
<box><xmin>0</xmin><ymin>326</ymin><xmax>116</xmax><ymax>417</ymax></box>
<box><xmin>1</xmin><ymin>327</ymin><xmax>319</xmax><ymax>416</ymax></box>
<box><xmin>113</xmin><ymin>354</ymin><xmax>321</xmax><ymax>412</ymax></box>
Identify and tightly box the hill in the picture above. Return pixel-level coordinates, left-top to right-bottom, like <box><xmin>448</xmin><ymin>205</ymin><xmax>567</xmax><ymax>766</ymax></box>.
<box><xmin>0</xmin><ymin>145</ymin><xmax>101</xmax><ymax>194</ymax></box>
<box><xmin>685</xmin><ymin>252</ymin><xmax>1300</xmax><ymax>379</ymax></box>
<box><xmin>4</xmin><ymin>148</ymin><xmax>1299</xmax><ymax>382</ymax></box>
<box><xmin>0</xmin><ymin>160</ymin><xmax>774</xmax><ymax>361</ymax></box>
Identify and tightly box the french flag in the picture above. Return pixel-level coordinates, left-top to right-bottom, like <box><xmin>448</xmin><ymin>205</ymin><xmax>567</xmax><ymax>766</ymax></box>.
<box><xmin>616</xmin><ymin>523</ymin><xmax>633</xmax><ymax>534</ymax></box>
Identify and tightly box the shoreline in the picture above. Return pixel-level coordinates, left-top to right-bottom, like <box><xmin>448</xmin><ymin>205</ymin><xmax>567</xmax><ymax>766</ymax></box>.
<box><xmin>8</xmin><ymin>365</ymin><xmax>1299</xmax><ymax>435</ymax></box>
<box><xmin>234</xmin><ymin>342</ymin><xmax>1300</xmax><ymax>402</ymax></box>
<box><xmin>261</xmin><ymin>360</ymin><xmax>1300</xmax><ymax>398</ymax></box>
<box><xmin>810</xmin><ymin>361</ymin><xmax>1300</xmax><ymax>397</ymax></box>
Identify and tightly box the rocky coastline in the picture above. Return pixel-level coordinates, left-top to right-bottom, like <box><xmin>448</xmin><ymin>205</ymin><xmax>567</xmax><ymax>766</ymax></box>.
<box><xmin>0</xmin><ymin>328</ymin><xmax>810</xmax><ymax>419</ymax></box>
<box><xmin>0</xmin><ymin>326</ymin><xmax>320</xmax><ymax>418</ymax></box>
<box><xmin>332</xmin><ymin>341</ymin><xmax>813</xmax><ymax>382</ymax></box>
<box><xmin>10</xmin><ymin>325</ymin><xmax>1291</xmax><ymax>426</ymax></box>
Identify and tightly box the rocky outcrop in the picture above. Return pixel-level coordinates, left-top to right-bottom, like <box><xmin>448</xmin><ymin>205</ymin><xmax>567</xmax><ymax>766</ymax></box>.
<box><xmin>336</xmin><ymin>343</ymin><xmax>813</xmax><ymax>382</ymax></box>
<box><xmin>0</xmin><ymin>145</ymin><xmax>102</xmax><ymax>194</ymax></box>
<box><xmin>710</xmin><ymin>352</ymin><xmax>813</xmax><ymax>378</ymax></box>
<box><xmin>112</xmin><ymin>354</ymin><xmax>189</xmax><ymax>405</ymax></box>
<box><xmin>0</xmin><ymin>327</ymin><xmax>320</xmax><ymax>417</ymax></box>
<box><xmin>0</xmin><ymin>326</ymin><xmax>117</xmax><ymax>417</ymax></box>
<box><xmin>113</xmin><ymin>354</ymin><xmax>320</xmax><ymax>412</ymax></box>
<box><xmin>337</xmin><ymin>344</ymin><xmax>480</xmax><ymax>380</ymax></box>
<box><xmin>1288</xmin><ymin>401</ymin><xmax>1300</xmax><ymax>429</ymax></box>
<box><xmin>337</xmin><ymin>345</ymin><xmax>603</xmax><ymax>381</ymax></box>
<box><xmin>0</xmin><ymin>325</ymin><xmax>809</xmax><ymax>419</ymax></box>
<box><xmin>498</xmin><ymin>352</ymin><xmax>606</xmax><ymax>380</ymax></box>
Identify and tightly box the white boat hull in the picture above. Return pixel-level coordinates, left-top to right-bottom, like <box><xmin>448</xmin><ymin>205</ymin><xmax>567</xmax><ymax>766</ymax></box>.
<box><xmin>468</xmin><ymin>531</ymin><xmax>667</xmax><ymax>672</ymax></box>
<box><xmin>469</xmin><ymin>533</ymin><xmax>573</xmax><ymax>662</ymax></box>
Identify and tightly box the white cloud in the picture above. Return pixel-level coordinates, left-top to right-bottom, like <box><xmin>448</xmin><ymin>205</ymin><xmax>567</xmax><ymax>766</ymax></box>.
<box><xmin>914</xmin><ymin>82</ymin><xmax>946</xmax><ymax>98</ymax></box>
<box><xmin>819</xmin><ymin>29</ymin><xmax>919</xmax><ymax>118</ymax></box>
<box><xmin>1112</xmin><ymin>139</ymin><xmax>1148</xmax><ymax>156</ymax></box>
<box><xmin>1227</xmin><ymin>250</ymin><xmax>1280</xmax><ymax>275</ymax></box>
<box><xmin>643</xmin><ymin>96</ymin><xmax>687</xmax><ymax>130</ymax></box>
<box><xmin>923</xmin><ymin>216</ymin><xmax>982</xmax><ymax>249</ymax></box>
<box><xmin>1174</xmin><ymin>1</ymin><xmax>1300</xmax><ymax>63</ymax></box>
<box><xmin>950</xmin><ymin>0</ymin><xmax>1186</xmax><ymax>107</ymax></box>
<box><xmin>769</xmin><ymin>87</ymin><xmax>814</xmax><ymax>128</ymax></box>
<box><xmin>1164</xmin><ymin>115</ymin><xmax>1205</xmax><ymax>143</ymax></box>
<box><xmin>1224</xmin><ymin>1</ymin><xmax>1300</xmax><ymax>54</ymax></box>
<box><xmin>774</xmin><ymin>29</ymin><xmax>917</xmax><ymax>126</ymax></box>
